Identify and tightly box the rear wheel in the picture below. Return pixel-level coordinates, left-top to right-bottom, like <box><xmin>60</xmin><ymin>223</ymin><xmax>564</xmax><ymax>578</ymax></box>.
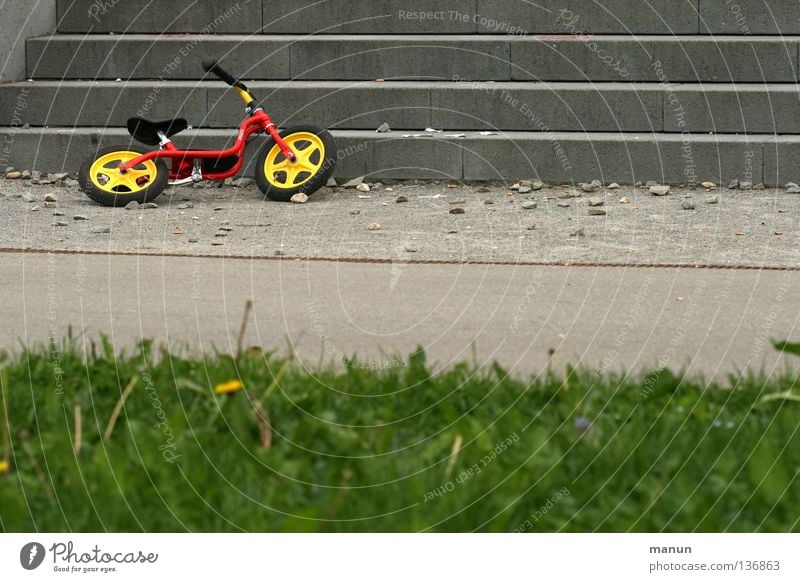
<box><xmin>78</xmin><ymin>146</ymin><xmax>169</xmax><ymax>207</ymax></box>
<box><xmin>255</xmin><ymin>125</ymin><xmax>336</xmax><ymax>202</ymax></box>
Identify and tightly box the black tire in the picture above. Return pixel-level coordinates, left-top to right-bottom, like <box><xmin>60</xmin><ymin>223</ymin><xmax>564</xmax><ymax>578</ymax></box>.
<box><xmin>78</xmin><ymin>145</ymin><xmax>169</xmax><ymax>207</ymax></box>
<box><xmin>254</xmin><ymin>125</ymin><xmax>336</xmax><ymax>202</ymax></box>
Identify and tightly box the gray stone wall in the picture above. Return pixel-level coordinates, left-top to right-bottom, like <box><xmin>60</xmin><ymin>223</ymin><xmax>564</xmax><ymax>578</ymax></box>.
<box><xmin>0</xmin><ymin>0</ymin><xmax>56</xmax><ymax>81</ymax></box>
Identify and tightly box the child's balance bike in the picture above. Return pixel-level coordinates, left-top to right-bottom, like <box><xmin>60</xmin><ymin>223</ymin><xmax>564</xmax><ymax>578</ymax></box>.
<box><xmin>78</xmin><ymin>59</ymin><xmax>336</xmax><ymax>205</ymax></box>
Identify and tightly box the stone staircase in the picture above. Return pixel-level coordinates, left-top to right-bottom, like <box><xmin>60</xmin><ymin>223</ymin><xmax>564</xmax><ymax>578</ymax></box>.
<box><xmin>2</xmin><ymin>0</ymin><xmax>800</xmax><ymax>184</ymax></box>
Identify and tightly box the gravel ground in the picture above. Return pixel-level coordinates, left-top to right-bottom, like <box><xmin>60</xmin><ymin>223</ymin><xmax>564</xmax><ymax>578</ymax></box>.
<box><xmin>1</xmin><ymin>176</ymin><xmax>799</xmax><ymax>267</ymax></box>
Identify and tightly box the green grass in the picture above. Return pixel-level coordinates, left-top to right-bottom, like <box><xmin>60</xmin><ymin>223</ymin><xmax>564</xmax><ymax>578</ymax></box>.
<box><xmin>1</xmin><ymin>336</ymin><xmax>799</xmax><ymax>532</ymax></box>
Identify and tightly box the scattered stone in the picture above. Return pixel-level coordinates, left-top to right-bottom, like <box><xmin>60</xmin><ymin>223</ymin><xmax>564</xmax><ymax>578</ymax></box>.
<box><xmin>53</xmin><ymin>221</ymin><xmax>68</xmax><ymax>227</ymax></box>
<box><xmin>579</xmin><ymin>182</ymin><xmax>595</xmax><ymax>192</ymax></box>
<box><xmin>219</xmin><ymin>225</ymin><xmax>234</xmax><ymax>232</ymax></box>
<box><xmin>753</xmin><ymin>183</ymin><xmax>765</xmax><ymax>190</ymax></box>
<box><xmin>214</xmin><ymin>206</ymin><xmax>224</xmax><ymax>211</ymax></box>
<box><xmin>53</xmin><ymin>210</ymin><xmax>65</xmax><ymax>216</ymax></box>
<box><xmin>784</xmin><ymin>182</ymin><xmax>798</xmax><ymax>190</ymax></box>
<box><xmin>569</xmin><ymin>227</ymin><xmax>586</xmax><ymax>237</ymax></box>
<box><xmin>702</xmin><ymin>181</ymin><xmax>716</xmax><ymax>190</ymax></box>
<box><xmin>342</xmin><ymin>176</ymin><xmax>365</xmax><ymax>188</ymax></box>
<box><xmin>449</xmin><ymin>207</ymin><xmax>465</xmax><ymax>215</ymax></box>
<box><xmin>619</xmin><ymin>196</ymin><xmax>630</xmax><ymax>204</ymax></box>
<box><xmin>211</xmin><ymin>241</ymin><xmax>224</xmax><ymax>246</ymax></box>
<box><xmin>531</xmin><ymin>180</ymin><xmax>544</xmax><ymax>190</ymax></box>
<box><xmin>43</xmin><ymin>193</ymin><xmax>57</xmax><ymax>202</ymax></box>
<box><xmin>274</xmin><ymin>250</ymin><xmax>285</xmax><ymax>256</ymax></box>
<box><xmin>91</xmin><ymin>226</ymin><xmax>111</xmax><ymax>234</ymax></box>
<box><xmin>326</xmin><ymin>177</ymin><xmax>337</xmax><ymax>187</ymax></box>
<box><xmin>521</xmin><ymin>201</ymin><xmax>537</xmax><ymax>210</ymax></box>
<box><xmin>376</xmin><ymin>122</ymin><xmax>391</xmax><ymax>133</ymax></box>
<box><xmin>73</xmin><ymin>214</ymin><xmax>89</xmax><ymax>220</ymax></box>
<box><xmin>518</xmin><ymin>185</ymin><xmax>532</xmax><ymax>194</ymax></box>
<box><xmin>560</xmin><ymin>190</ymin><xmax>580</xmax><ymax>199</ymax></box>
<box><xmin>188</xmin><ymin>238</ymin><xmax>199</xmax><ymax>243</ymax></box>
<box><xmin>588</xmin><ymin>196</ymin><xmax>604</xmax><ymax>207</ymax></box>
<box><xmin>125</xmin><ymin>201</ymin><xmax>139</xmax><ymax>210</ymax></box>
<box><xmin>483</xmin><ymin>199</ymin><xmax>494</xmax><ymax>205</ymax></box>
<box><xmin>591</xmin><ymin>179</ymin><xmax>602</xmax><ymax>189</ymax></box>
<box><xmin>231</xmin><ymin>177</ymin><xmax>255</xmax><ymax>188</ymax></box>
<box><xmin>727</xmin><ymin>179</ymin><xmax>739</xmax><ymax>189</ymax></box>
<box><xmin>367</xmin><ymin>223</ymin><xmax>381</xmax><ymax>230</ymax></box>
<box><xmin>705</xmin><ymin>196</ymin><xmax>718</xmax><ymax>204</ymax></box>
<box><xmin>371</xmin><ymin>182</ymin><xmax>384</xmax><ymax>190</ymax></box>
<box><xmin>557</xmin><ymin>201</ymin><xmax>571</xmax><ymax>208</ymax></box>
<box><xmin>350</xmin><ymin>209</ymin><xmax>361</xmax><ymax>215</ymax></box>
<box><xmin>588</xmin><ymin>207</ymin><xmax>606</xmax><ymax>216</ymax></box>
<box><xmin>30</xmin><ymin>205</ymin><xmax>40</xmax><ymax>212</ymax></box>
<box><xmin>140</xmin><ymin>202</ymin><xmax>158</xmax><ymax>209</ymax></box>
<box><xmin>395</xmin><ymin>195</ymin><xmax>408</xmax><ymax>203</ymax></box>
<box><xmin>48</xmin><ymin>172</ymin><xmax>69</xmax><ymax>182</ymax></box>
<box><xmin>645</xmin><ymin>180</ymin><xmax>658</xmax><ymax>188</ymax></box>
<box><xmin>178</xmin><ymin>202</ymin><xmax>193</xmax><ymax>209</ymax></box>
<box><xmin>64</xmin><ymin>178</ymin><xmax>79</xmax><ymax>188</ymax></box>
<box><xmin>526</xmin><ymin>223</ymin><xmax>536</xmax><ymax>230</ymax></box>
<box><xmin>510</xmin><ymin>182</ymin><xmax>520</xmax><ymax>191</ymax></box>
<box><xmin>738</xmin><ymin>181</ymin><xmax>753</xmax><ymax>191</ymax></box>
<box><xmin>21</xmin><ymin>193</ymin><xmax>36</xmax><ymax>202</ymax></box>
<box><xmin>681</xmin><ymin>200</ymin><xmax>696</xmax><ymax>210</ymax></box>
<box><xmin>290</xmin><ymin>193</ymin><xmax>309</xmax><ymax>204</ymax></box>
<box><xmin>607</xmin><ymin>182</ymin><xmax>620</xmax><ymax>190</ymax></box>
<box><xmin>404</xmin><ymin>247</ymin><xmax>417</xmax><ymax>253</ymax></box>
<box><xmin>449</xmin><ymin>199</ymin><xmax>466</xmax><ymax>205</ymax></box>
<box><xmin>649</xmin><ymin>185</ymin><xmax>670</xmax><ymax>196</ymax></box>
<box><xmin>21</xmin><ymin>170</ymin><xmax>31</xmax><ymax>180</ymax></box>
<box><xmin>5</xmin><ymin>171</ymin><xmax>21</xmax><ymax>179</ymax></box>
<box><xmin>215</xmin><ymin>231</ymin><xmax>228</xmax><ymax>237</ymax></box>
<box><xmin>355</xmin><ymin>183</ymin><xmax>371</xmax><ymax>193</ymax></box>
<box><xmin>44</xmin><ymin>202</ymin><xmax>57</xmax><ymax>208</ymax></box>
<box><xmin>30</xmin><ymin>171</ymin><xmax>42</xmax><ymax>184</ymax></box>
<box><xmin>787</xmin><ymin>186</ymin><xmax>800</xmax><ymax>194</ymax></box>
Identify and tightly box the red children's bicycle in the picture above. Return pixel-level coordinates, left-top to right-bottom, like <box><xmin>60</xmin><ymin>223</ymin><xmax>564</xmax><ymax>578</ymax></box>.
<box><xmin>78</xmin><ymin>59</ymin><xmax>336</xmax><ymax>205</ymax></box>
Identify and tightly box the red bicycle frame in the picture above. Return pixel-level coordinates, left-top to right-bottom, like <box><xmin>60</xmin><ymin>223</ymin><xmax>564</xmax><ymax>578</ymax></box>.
<box><xmin>117</xmin><ymin>95</ymin><xmax>295</xmax><ymax>182</ymax></box>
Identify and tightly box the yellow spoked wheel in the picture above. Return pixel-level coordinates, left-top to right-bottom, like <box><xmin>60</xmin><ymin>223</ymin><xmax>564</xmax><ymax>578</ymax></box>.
<box><xmin>89</xmin><ymin>151</ymin><xmax>157</xmax><ymax>194</ymax></box>
<box><xmin>79</xmin><ymin>146</ymin><xmax>169</xmax><ymax>207</ymax></box>
<box><xmin>264</xmin><ymin>132</ymin><xmax>324</xmax><ymax>189</ymax></box>
<box><xmin>256</xmin><ymin>125</ymin><xmax>336</xmax><ymax>201</ymax></box>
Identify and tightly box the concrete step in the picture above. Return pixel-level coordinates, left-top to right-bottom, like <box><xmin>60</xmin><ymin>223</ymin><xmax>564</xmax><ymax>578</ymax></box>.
<box><xmin>4</xmin><ymin>81</ymin><xmax>800</xmax><ymax>134</ymax></box>
<box><xmin>58</xmin><ymin>0</ymin><xmax>700</xmax><ymax>34</ymax></box>
<box><xmin>0</xmin><ymin>127</ymin><xmax>792</xmax><ymax>186</ymax></box>
<box><xmin>27</xmin><ymin>34</ymin><xmax>799</xmax><ymax>82</ymax></box>
<box><xmin>56</xmin><ymin>0</ymin><xmax>800</xmax><ymax>35</ymax></box>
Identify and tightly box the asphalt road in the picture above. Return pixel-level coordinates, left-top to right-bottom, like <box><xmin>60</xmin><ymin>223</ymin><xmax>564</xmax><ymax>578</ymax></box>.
<box><xmin>2</xmin><ymin>251</ymin><xmax>798</xmax><ymax>382</ymax></box>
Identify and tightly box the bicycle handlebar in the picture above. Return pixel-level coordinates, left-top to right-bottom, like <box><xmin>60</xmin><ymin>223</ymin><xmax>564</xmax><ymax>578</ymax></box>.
<box><xmin>202</xmin><ymin>58</ymin><xmax>247</xmax><ymax>91</ymax></box>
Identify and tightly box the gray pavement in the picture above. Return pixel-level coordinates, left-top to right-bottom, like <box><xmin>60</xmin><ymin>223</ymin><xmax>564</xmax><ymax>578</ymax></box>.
<box><xmin>1</xmin><ymin>179</ymin><xmax>800</xmax><ymax>267</ymax></box>
<box><xmin>1</xmin><ymin>251</ymin><xmax>798</xmax><ymax>382</ymax></box>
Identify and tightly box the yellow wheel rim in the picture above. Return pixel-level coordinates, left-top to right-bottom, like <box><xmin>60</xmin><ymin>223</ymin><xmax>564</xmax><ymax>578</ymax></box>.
<box><xmin>89</xmin><ymin>151</ymin><xmax>158</xmax><ymax>194</ymax></box>
<box><xmin>263</xmin><ymin>132</ymin><xmax>325</xmax><ymax>189</ymax></box>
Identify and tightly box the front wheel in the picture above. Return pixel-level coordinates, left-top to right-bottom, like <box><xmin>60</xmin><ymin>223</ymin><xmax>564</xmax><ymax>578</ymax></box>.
<box><xmin>78</xmin><ymin>145</ymin><xmax>169</xmax><ymax>207</ymax></box>
<box><xmin>255</xmin><ymin>125</ymin><xmax>336</xmax><ymax>202</ymax></box>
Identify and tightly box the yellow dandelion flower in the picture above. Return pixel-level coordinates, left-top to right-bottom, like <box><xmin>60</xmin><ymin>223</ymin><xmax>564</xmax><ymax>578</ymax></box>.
<box><xmin>0</xmin><ymin>460</ymin><xmax>9</xmax><ymax>474</ymax></box>
<box><xmin>214</xmin><ymin>379</ymin><xmax>245</xmax><ymax>395</ymax></box>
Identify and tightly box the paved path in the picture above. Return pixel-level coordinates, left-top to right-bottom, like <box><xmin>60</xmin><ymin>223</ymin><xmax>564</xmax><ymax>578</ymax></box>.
<box><xmin>2</xmin><ymin>251</ymin><xmax>798</xmax><ymax>381</ymax></box>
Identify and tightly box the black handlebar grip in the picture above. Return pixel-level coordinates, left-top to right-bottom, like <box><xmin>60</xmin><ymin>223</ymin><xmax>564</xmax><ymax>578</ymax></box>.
<box><xmin>202</xmin><ymin>58</ymin><xmax>238</xmax><ymax>87</ymax></box>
